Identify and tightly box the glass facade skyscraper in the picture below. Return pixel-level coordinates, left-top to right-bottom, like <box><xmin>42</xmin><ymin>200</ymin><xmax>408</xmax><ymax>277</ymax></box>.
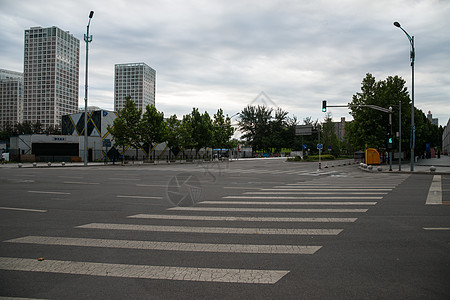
<box><xmin>0</xmin><ymin>69</ymin><xmax>23</xmax><ymax>128</ymax></box>
<box><xmin>114</xmin><ymin>63</ymin><xmax>156</xmax><ymax>112</ymax></box>
<box><xmin>23</xmin><ymin>26</ymin><xmax>80</xmax><ymax>128</ymax></box>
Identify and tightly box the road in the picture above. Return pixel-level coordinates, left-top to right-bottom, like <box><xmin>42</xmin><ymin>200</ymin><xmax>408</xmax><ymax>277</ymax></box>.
<box><xmin>0</xmin><ymin>158</ymin><xmax>449</xmax><ymax>299</ymax></box>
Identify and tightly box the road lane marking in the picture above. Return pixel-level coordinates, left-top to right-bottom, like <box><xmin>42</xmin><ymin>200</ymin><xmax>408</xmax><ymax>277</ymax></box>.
<box><xmin>63</xmin><ymin>181</ymin><xmax>100</xmax><ymax>185</ymax></box>
<box><xmin>423</xmin><ymin>228</ymin><xmax>450</xmax><ymax>231</ymax></box>
<box><xmin>247</xmin><ymin>191</ymin><xmax>387</xmax><ymax>195</ymax></box>
<box><xmin>224</xmin><ymin>196</ymin><xmax>382</xmax><ymax>200</ymax></box>
<box><xmin>6</xmin><ymin>236</ymin><xmax>322</xmax><ymax>254</ymax></box>
<box><xmin>128</xmin><ymin>214</ymin><xmax>358</xmax><ymax>223</ymax></box>
<box><xmin>28</xmin><ymin>190</ymin><xmax>70</xmax><ymax>195</ymax></box>
<box><xmin>0</xmin><ymin>207</ymin><xmax>47</xmax><ymax>213</ymax></box>
<box><xmin>425</xmin><ymin>175</ymin><xmax>442</xmax><ymax>205</ymax></box>
<box><xmin>266</xmin><ymin>188</ymin><xmax>392</xmax><ymax>191</ymax></box>
<box><xmin>136</xmin><ymin>184</ymin><xmax>168</xmax><ymax>187</ymax></box>
<box><xmin>201</xmin><ymin>201</ymin><xmax>377</xmax><ymax>206</ymax></box>
<box><xmin>167</xmin><ymin>207</ymin><xmax>368</xmax><ymax>213</ymax></box>
<box><xmin>116</xmin><ymin>195</ymin><xmax>163</xmax><ymax>199</ymax></box>
<box><xmin>0</xmin><ymin>257</ymin><xmax>289</xmax><ymax>284</ymax></box>
<box><xmin>76</xmin><ymin>223</ymin><xmax>343</xmax><ymax>235</ymax></box>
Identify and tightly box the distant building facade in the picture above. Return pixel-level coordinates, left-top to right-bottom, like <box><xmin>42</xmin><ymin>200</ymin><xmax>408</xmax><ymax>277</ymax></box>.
<box><xmin>443</xmin><ymin>118</ymin><xmax>450</xmax><ymax>155</ymax></box>
<box><xmin>427</xmin><ymin>111</ymin><xmax>439</xmax><ymax>126</ymax></box>
<box><xmin>0</xmin><ymin>69</ymin><xmax>23</xmax><ymax>128</ymax></box>
<box><xmin>23</xmin><ymin>26</ymin><xmax>80</xmax><ymax>129</ymax></box>
<box><xmin>114</xmin><ymin>63</ymin><xmax>156</xmax><ymax>112</ymax></box>
<box><xmin>333</xmin><ymin>117</ymin><xmax>349</xmax><ymax>141</ymax></box>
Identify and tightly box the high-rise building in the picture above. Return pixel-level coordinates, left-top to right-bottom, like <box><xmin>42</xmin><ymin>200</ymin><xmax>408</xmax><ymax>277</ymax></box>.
<box><xmin>427</xmin><ymin>111</ymin><xmax>439</xmax><ymax>126</ymax></box>
<box><xmin>23</xmin><ymin>26</ymin><xmax>80</xmax><ymax>128</ymax></box>
<box><xmin>0</xmin><ymin>69</ymin><xmax>24</xmax><ymax>128</ymax></box>
<box><xmin>114</xmin><ymin>63</ymin><xmax>156</xmax><ymax>112</ymax></box>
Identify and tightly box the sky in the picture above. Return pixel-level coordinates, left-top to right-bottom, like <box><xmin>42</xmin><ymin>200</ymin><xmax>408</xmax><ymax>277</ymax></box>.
<box><xmin>1</xmin><ymin>0</ymin><xmax>449</xmax><ymax>127</ymax></box>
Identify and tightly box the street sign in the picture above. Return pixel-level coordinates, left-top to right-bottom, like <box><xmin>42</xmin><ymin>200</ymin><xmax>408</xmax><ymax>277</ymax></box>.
<box><xmin>103</xmin><ymin>139</ymin><xmax>111</xmax><ymax>147</ymax></box>
<box><xmin>295</xmin><ymin>125</ymin><xmax>313</xmax><ymax>136</ymax></box>
<box><xmin>317</xmin><ymin>144</ymin><xmax>323</xmax><ymax>150</ymax></box>
<box><xmin>302</xmin><ymin>144</ymin><xmax>308</xmax><ymax>150</ymax></box>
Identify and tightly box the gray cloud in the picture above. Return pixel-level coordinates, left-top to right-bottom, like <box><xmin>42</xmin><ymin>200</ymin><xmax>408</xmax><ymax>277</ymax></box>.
<box><xmin>1</xmin><ymin>0</ymin><xmax>449</xmax><ymax>126</ymax></box>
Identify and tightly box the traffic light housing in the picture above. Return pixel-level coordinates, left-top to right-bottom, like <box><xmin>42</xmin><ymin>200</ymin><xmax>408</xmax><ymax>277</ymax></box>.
<box><xmin>322</xmin><ymin>100</ymin><xmax>327</xmax><ymax>112</ymax></box>
<box><xmin>387</xmin><ymin>136</ymin><xmax>393</xmax><ymax>149</ymax></box>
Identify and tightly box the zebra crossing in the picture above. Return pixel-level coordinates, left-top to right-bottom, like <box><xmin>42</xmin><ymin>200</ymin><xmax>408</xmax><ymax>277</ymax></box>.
<box><xmin>1</xmin><ymin>173</ymin><xmax>409</xmax><ymax>285</ymax></box>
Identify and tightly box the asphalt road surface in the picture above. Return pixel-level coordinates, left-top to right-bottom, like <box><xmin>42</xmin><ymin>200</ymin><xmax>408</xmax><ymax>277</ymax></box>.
<box><xmin>0</xmin><ymin>158</ymin><xmax>449</xmax><ymax>299</ymax></box>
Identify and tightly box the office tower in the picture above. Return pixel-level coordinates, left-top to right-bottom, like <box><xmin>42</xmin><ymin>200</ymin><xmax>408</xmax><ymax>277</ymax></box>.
<box><xmin>114</xmin><ymin>63</ymin><xmax>156</xmax><ymax>112</ymax></box>
<box><xmin>23</xmin><ymin>26</ymin><xmax>80</xmax><ymax>128</ymax></box>
<box><xmin>0</xmin><ymin>69</ymin><xmax>24</xmax><ymax>128</ymax></box>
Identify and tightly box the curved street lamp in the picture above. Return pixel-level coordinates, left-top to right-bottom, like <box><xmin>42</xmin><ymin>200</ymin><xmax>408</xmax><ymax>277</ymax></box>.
<box><xmin>394</xmin><ymin>21</ymin><xmax>415</xmax><ymax>171</ymax></box>
<box><xmin>84</xmin><ymin>11</ymin><xmax>94</xmax><ymax>166</ymax></box>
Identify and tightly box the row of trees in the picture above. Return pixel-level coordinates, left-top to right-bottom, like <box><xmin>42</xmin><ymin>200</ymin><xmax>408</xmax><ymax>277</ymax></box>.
<box><xmin>0</xmin><ymin>121</ymin><xmax>61</xmax><ymax>141</ymax></box>
<box><xmin>108</xmin><ymin>98</ymin><xmax>235</xmax><ymax>160</ymax></box>
<box><xmin>237</xmin><ymin>106</ymin><xmax>347</xmax><ymax>156</ymax></box>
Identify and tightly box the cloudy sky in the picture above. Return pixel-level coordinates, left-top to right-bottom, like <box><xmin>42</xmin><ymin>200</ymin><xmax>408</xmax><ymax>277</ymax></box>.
<box><xmin>1</xmin><ymin>0</ymin><xmax>449</xmax><ymax>126</ymax></box>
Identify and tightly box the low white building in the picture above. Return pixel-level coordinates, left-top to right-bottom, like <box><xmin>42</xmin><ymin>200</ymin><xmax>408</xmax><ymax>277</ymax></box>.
<box><xmin>10</xmin><ymin>134</ymin><xmax>102</xmax><ymax>162</ymax></box>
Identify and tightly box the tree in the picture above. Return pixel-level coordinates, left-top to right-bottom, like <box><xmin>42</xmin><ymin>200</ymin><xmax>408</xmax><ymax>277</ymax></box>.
<box><xmin>189</xmin><ymin>108</ymin><xmax>213</xmax><ymax>158</ymax></box>
<box><xmin>212</xmin><ymin>109</ymin><xmax>235</xmax><ymax>151</ymax></box>
<box><xmin>141</xmin><ymin>104</ymin><xmax>167</xmax><ymax>160</ymax></box>
<box><xmin>107</xmin><ymin>97</ymin><xmax>142</xmax><ymax>163</ymax></box>
<box><xmin>238</xmin><ymin>105</ymin><xmax>273</xmax><ymax>152</ymax></box>
<box><xmin>165</xmin><ymin>114</ymin><xmax>182</xmax><ymax>161</ymax></box>
<box><xmin>180</xmin><ymin>113</ymin><xmax>195</xmax><ymax>159</ymax></box>
<box><xmin>346</xmin><ymin>73</ymin><xmax>410</xmax><ymax>153</ymax></box>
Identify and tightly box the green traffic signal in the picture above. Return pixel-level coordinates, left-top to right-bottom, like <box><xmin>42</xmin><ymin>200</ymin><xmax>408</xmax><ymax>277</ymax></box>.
<box><xmin>388</xmin><ymin>137</ymin><xmax>393</xmax><ymax>144</ymax></box>
<box><xmin>322</xmin><ymin>100</ymin><xmax>327</xmax><ymax>112</ymax></box>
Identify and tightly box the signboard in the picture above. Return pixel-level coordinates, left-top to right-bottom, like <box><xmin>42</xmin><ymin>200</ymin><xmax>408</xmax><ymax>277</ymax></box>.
<box><xmin>295</xmin><ymin>125</ymin><xmax>313</xmax><ymax>136</ymax></box>
<box><xmin>302</xmin><ymin>144</ymin><xmax>308</xmax><ymax>150</ymax></box>
<box><xmin>317</xmin><ymin>144</ymin><xmax>323</xmax><ymax>150</ymax></box>
<box><xmin>103</xmin><ymin>139</ymin><xmax>111</xmax><ymax>147</ymax></box>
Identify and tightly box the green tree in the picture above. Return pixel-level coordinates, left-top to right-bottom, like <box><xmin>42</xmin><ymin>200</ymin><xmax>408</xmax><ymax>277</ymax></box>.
<box><xmin>141</xmin><ymin>104</ymin><xmax>167</xmax><ymax>160</ymax></box>
<box><xmin>107</xmin><ymin>97</ymin><xmax>142</xmax><ymax>163</ymax></box>
<box><xmin>165</xmin><ymin>114</ymin><xmax>182</xmax><ymax>161</ymax></box>
<box><xmin>268</xmin><ymin>108</ymin><xmax>289</xmax><ymax>153</ymax></box>
<box><xmin>190</xmin><ymin>108</ymin><xmax>213</xmax><ymax>158</ymax></box>
<box><xmin>180</xmin><ymin>113</ymin><xmax>194</xmax><ymax>159</ymax></box>
<box><xmin>346</xmin><ymin>73</ymin><xmax>410</xmax><ymax>153</ymax></box>
<box><xmin>238</xmin><ymin>105</ymin><xmax>273</xmax><ymax>153</ymax></box>
<box><xmin>212</xmin><ymin>109</ymin><xmax>235</xmax><ymax>151</ymax></box>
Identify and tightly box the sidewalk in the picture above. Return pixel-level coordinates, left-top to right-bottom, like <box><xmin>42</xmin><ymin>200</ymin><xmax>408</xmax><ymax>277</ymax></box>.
<box><xmin>364</xmin><ymin>155</ymin><xmax>450</xmax><ymax>175</ymax></box>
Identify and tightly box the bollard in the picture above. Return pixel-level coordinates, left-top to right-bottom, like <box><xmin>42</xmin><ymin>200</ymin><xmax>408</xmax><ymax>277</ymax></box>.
<box><xmin>377</xmin><ymin>166</ymin><xmax>383</xmax><ymax>172</ymax></box>
<box><xmin>18</xmin><ymin>163</ymin><xmax>22</xmax><ymax>168</ymax></box>
<box><xmin>61</xmin><ymin>162</ymin><xmax>65</xmax><ymax>166</ymax></box>
<box><xmin>47</xmin><ymin>162</ymin><xmax>51</xmax><ymax>166</ymax></box>
<box><xmin>33</xmin><ymin>162</ymin><xmax>37</xmax><ymax>167</ymax></box>
<box><xmin>430</xmin><ymin>166</ymin><xmax>436</xmax><ymax>172</ymax></box>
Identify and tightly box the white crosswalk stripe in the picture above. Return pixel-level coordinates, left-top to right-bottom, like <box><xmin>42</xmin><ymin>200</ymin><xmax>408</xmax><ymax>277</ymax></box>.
<box><xmin>128</xmin><ymin>214</ymin><xmax>358</xmax><ymax>223</ymax></box>
<box><xmin>6</xmin><ymin>236</ymin><xmax>322</xmax><ymax>254</ymax></box>
<box><xmin>0</xmin><ymin>257</ymin><xmax>289</xmax><ymax>284</ymax></box>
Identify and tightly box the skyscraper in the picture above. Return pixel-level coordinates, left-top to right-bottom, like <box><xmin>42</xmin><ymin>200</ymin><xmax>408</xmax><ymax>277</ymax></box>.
<box><xmin>23</xmin><ymin>26</ymin><xmax>80</xmax><ymax>128</ymax></box>
<box><xmin>114</xmin><ymin>63</ymin><xmax>156</xmax><ymax>112</ymax></box>
<box><xmin>0</xmin><ymin>69</ymin><xmax>23</xmax><ymax>128</ymax></box>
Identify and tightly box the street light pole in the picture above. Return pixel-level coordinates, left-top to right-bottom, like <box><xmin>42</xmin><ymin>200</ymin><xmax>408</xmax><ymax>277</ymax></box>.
<box><xmin>394</xmin><ymin>21</ymin><xmax>415</xmax><ymax>171</ymax></box>
<box><xmin>84</xmin><ymin>11</ymin><xmax>94</xmax><ymax>166</ymax></box>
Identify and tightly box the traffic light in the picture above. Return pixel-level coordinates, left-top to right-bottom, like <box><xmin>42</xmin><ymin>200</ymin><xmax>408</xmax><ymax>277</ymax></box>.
<box><xmin>322</xmin><ymin>100</ymin><xmax>327</xmax><ymax>112</ymax></box>
<box><xmin>387</xmin><ymin>136</ymin><xmax>393</xmax><ymax>149</ymax></box>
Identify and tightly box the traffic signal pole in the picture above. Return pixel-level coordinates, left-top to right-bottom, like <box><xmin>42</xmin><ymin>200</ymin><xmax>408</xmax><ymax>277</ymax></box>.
<box><xmin>324</xmin><ymin>102</ymin><xmax>394</xmax><ymax>170</ymax></box>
